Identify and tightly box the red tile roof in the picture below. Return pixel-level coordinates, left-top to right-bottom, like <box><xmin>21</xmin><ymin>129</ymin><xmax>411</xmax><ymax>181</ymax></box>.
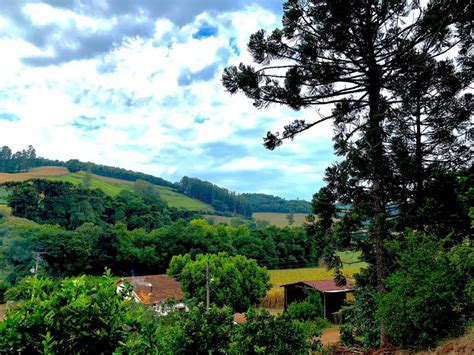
<box><xmin>282</xmin><ymin>279</ymin><xmax>354</xmax><ymax>293</ymax></box>
<box><xmin>118</xmin><ymin>274</ymin><xmax>184</xmax><ymax>305</ymax></box>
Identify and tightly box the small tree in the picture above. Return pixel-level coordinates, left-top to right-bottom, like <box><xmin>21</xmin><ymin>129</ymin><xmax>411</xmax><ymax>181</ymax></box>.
<box><xmin>287</xmin><ymin>210</ymin><xmax>295</xmax><ymax>226</ymax></box>
<box><xmin>168</xmin><ymin>253</ymin><xmax>271</xmax><ymax>312</ymax></box>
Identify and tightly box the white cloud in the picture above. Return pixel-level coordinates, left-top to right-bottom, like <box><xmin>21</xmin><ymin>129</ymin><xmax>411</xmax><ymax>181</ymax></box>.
<box><xmin>0</xmin><ymin>2</ymin><xmax>337</xmax><ymax>199</ymax></box>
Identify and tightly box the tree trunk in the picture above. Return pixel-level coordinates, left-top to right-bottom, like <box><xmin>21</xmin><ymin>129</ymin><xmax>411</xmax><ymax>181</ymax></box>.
<box><xmin>365</xmin><ymin>10</ymin><xmax>389</xmax><ymax>347</ymax></box>
<box><xmin>414</xmin><ymin>95</ymin><xmax>424</xmax><ymax>230</ymax></box>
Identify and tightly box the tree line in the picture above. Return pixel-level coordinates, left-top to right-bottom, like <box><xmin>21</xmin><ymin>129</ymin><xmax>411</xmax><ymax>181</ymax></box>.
<box><xmin>3</xmin><ymin>179</ymin><xmax>194</xmax><ymax>231</ymax></box>
<box><xmin>0</xmin><ymin>144</ymin><xmax>174</xmax><ymax>188</ymax></box>
<box><xmin>0</xmin><ymin>216</ymin><xmax>318</xmax><ymax>288</ymax></box>
<box><xmin>1</xmin><ymin>144</ymin><xmax>318</xmax><ymax>217</ymax></box>
<box><xmin>178</xmin><ymin>176</ymin><xmax>253</xmax><ymax>217</ymax></box>
<box><xmin>241</xmin><ymin>193</ymin><xmax>311</xmax><ymax>213</ymax></box>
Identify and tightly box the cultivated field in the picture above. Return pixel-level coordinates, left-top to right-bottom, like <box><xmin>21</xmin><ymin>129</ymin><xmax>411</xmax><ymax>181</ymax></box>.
<box><xmin>203</xmin><ymin>212</ymin><xmax>310</xmax><ymax>227</ymax></box>
<box><xmin>253</xmin><ymin>212</ymin><xmax>309</xmax><ymax>227</ymax></box>
<box><xmin>0</xmin><ymin>166</ymin><xmax>69</xmax><ymax>183</ymax></box>
<box><xmin>261</xmin><ymin>251</ymin><xmax>365</xmax><ymax>309</ymax></box>
<box><xmin>0</xmin><ymin>167</ymin><xmax>212</xmax><ymax>211</ymax></box>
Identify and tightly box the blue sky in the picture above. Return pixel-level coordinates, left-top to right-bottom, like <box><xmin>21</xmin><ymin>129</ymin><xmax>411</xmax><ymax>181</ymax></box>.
<box><xmin>0</xmin><ymin>0</ymin><xmax>337</xmax><ymax>200</ymax></box>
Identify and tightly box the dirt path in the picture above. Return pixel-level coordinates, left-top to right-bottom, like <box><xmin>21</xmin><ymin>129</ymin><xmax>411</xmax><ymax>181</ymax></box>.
<box><xmin>320</xmin><ymin>326</ymin><xmax>340</xmax><ymax>346</ymax></box>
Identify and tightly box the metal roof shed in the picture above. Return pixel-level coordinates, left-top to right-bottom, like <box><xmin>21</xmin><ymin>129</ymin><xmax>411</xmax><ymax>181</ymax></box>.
<box><xmin>281</xmin><ymin>279</ymin><xmax>354</xmax><ymax>321</ymax></box>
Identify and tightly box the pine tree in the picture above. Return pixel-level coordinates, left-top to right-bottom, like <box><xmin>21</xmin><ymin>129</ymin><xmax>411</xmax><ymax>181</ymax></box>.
<box><xmin>222</xmin><ymin>0</ymin><xmax>469</xmax><ymax>346</ymax></box>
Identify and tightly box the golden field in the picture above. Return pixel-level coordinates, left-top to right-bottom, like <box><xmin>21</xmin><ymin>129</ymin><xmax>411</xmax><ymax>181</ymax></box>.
<box><xmin>253</xmin><ymin>212</ymin><xmax>309</xmax><ymax>227</ymax></box>
<box><xmin>261</xmin><ymin>252</ymin><xmax>365</xmax><ymax>309</ymax></box>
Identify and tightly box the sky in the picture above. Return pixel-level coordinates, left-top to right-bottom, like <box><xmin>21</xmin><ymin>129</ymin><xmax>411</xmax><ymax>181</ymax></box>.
<box><xmin>0</xmin><ymin>0</ymin><xmax>337</xmax><ymax>200</ymax></box>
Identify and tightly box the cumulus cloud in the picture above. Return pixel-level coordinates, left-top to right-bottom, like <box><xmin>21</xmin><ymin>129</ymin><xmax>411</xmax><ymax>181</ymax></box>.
<box><xmin>0</xmin><ymin>0</ymin><xmax>337</xmax><ymax>199</ymax></box>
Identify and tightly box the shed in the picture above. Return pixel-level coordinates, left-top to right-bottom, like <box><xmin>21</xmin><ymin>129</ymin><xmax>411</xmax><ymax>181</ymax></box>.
<box><xmin>281</xmin><ymin>279</ymin><xmax>354</xmax><ymax>321</ymax></box>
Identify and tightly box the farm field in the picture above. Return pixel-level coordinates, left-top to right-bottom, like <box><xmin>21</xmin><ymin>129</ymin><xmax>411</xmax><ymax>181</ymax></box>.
<box><xmin>204</xmin><ymin>212</ymin><xmax>309</xmax><ymax>227</ymax></box>
<box><xmin>253</xmin><ymin>212</ymin><xmax>308</xmax><ymax>227</ymax></box>
<box><xmin>261</xmin><ymin>251</ymin><xmax>365</xmax><ymax>309</ymax></box>
<box><xmin>0</xmin><ymin>166</ymin><xmax>69</xmax><ymax>183</ymax></box>
<box><xmin>0</xmin><ymin>167</ymin><xmax>211</xmax><ymax>211</ymax></box>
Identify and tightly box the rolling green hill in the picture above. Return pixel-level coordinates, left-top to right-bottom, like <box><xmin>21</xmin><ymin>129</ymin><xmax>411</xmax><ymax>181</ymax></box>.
<box><xmin>0</xmin><ymin>167</ymin><xmax>212</xmax><ymax>212</ymax></box>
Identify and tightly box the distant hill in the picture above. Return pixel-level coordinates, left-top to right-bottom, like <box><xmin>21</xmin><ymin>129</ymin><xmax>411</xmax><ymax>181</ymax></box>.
<box><xmin>0</xmin><ymin>145</ymin><xmax>314</xmax><ymax>216</ymax></box>
<box><xmin>0</xmin><ymin>166</ymin><xmax>212</xmax><ymax>212</ymax></box>
<box><xmin>0</xmin><ymin>145</ymin><xmax>175</xmax><ymax>188</ymax></box>
<box><xmin>177</xmin><ymin>177</ymin><xmax>252</xmax><ymax>217</ymax></box>
<box><xmin>241</xmin><ymin>193</ymin><xmax>312</xmax><ymax>213</ymax></box>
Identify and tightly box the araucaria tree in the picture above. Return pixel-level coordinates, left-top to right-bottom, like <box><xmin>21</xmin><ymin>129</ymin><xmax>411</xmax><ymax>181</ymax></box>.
<box><xmin>222</xmin><ymin>0</ymin><xmax>471</xmax><ymax>346</ymax></box>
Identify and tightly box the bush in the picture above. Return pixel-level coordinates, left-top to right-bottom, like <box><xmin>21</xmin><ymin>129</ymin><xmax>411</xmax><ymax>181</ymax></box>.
<box><xmin>286</xmin><ymin>290</ymin><xmax>323</xmax><ymax>322</ymax></box>
<box><xmin>0</xmin><ymin>271</ymin><xmax>157</xmax><ymax>353</ymax></box>
<box><xmin>376</xmin><ymin>234</ymin><xmax>472</xmax><ymax>350</ymax></box>
<box><xmin>0</xmin><ymin>281</ymin><xmax>10</xmax><ymax>304</ymax></box>
<box><xmin>340</xmin><ymin>285</ymin><xmax>380</xmax><ymax>348</ymax></box>
<box><xmin>231</xmin><ymin>308</ymin><xmax>321</xmax><ymax>354</ymax></box>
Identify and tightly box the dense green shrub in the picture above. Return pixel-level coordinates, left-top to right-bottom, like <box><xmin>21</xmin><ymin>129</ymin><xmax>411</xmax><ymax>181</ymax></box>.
<box><xmin>0</xmin><ymin>271</ymin><xmax>156</xmax><ymax>353</ymax></box>
<box><xmin>286</xmin><ymin>290</ymin><xmax>323</xmax><ymax>322</ymax></box>
<box><xmin>376</xmin><ymin>234</ymin><xmax>472</xmax><ymax>350</ymax></box>
<box><xmin>231</xmin><ymin>308</ymin><xmax>321</xmax><ymax>354</ymax></box>
<box><xmin>339</xmin><ymin>284</ymin><xmax>380</xmax><ymax>348</ymax></box>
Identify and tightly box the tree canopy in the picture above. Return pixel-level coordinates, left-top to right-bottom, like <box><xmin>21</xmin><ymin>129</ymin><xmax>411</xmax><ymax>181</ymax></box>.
<box><xmin>167</xmin><ymin>253</ymin><xmax>271</xmax><ymax>312</ymax></box>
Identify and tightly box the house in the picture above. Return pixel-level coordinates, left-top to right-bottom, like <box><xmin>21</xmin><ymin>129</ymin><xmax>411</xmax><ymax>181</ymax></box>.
<box><xmin>117</xmin><ymin>274</ymin><xmax>187</xmax><ymax>315</ymax></box>
<box><xmin>281</xmin><ymin>279</ymin><xmax>354</xmax><ymax>322</ymax></box>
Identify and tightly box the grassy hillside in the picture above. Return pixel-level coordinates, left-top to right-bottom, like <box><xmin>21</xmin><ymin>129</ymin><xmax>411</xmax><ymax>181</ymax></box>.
<box><xmin>0</xmin><ymin>167</ymin><xmax>212</xmax><ymax>212</ymax></box>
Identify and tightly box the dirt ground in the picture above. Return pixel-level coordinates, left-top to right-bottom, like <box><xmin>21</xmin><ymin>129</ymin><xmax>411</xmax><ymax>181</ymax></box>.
<box><xmin>321</xmin><ymin>326</ymin><xmax>341</xmax><ymax>346</ymax></box>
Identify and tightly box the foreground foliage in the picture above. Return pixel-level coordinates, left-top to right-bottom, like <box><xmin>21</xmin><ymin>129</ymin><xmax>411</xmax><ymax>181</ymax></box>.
<box><xmin>0</xmin><ymin>271</ymin><xmax>148</xmax><ymax>353</ymax></box>
<box><xmin>341</xmin><ymin>234</ymin><xmax>473</xmax><ymax>349</ymax></box>
<box><xmin>0</xmin><ymin>273</ymin><xmax>322</xmax><ymax>354</ymax></box>
<box><xmin>376</xmin><ymin>235</ymin><xmax>473</xmax><ymax>349</ymax></box>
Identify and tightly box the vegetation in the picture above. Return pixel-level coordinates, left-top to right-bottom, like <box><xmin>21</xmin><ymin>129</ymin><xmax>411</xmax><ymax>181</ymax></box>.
<box><xmin>4</xmin><ymin>180</ymin><xmax>176</xmax><ymax>231</ymax></box>
<box><xmin>168</xmin><ymin>253</ymin><xmax>271</xmax><ymax>312</ymax></box>
<box><xmin>224</xmin><ymin>0</ymin><xmax>472</xmax><ymax>348</ymax></box>
<box><xmin>231</xmin><ymin>308</ymin><xmax>321</xmax><ymax>354</ymax></box>
<box><xmin>376</xmin><ymin>234</ymin><xmax>472</xmax><ymax>350</ymax></box>
<box><xmin>0</xmin><ymin>271</ymin><xmax>150</xmax><ymax>353</ymax></box>
<box><xmin>178</xmin><ymin>176</ymin><xmax>252</xmax><ymax>217</ymax></box>
<box><xmin>286</xmin><ymin>289</ymin><xmax>323</xmax><ymax>322</ymax></box>
<box><xmin>0</xmin><ymin>216</ymin><xmax>323</xmax><ymax>285</ymax></box>
<box><xmin>253</xmin><ymin>212</ymin><xmax>308</xmax><ymax>227</ymax></box>
<box><xmin>242</xmin><ymin>193</ymin><xmax>311</xmax><ymax>213</ymax></box>
<box><xmin>0</xmin><ymin>271</ymin><xmax>324</xmax><ymax>354</ymax></box>
<box><xmin>0</xmin><ymin>188</ymin><xmax>10</xmax><ymax>204</ymax></box>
